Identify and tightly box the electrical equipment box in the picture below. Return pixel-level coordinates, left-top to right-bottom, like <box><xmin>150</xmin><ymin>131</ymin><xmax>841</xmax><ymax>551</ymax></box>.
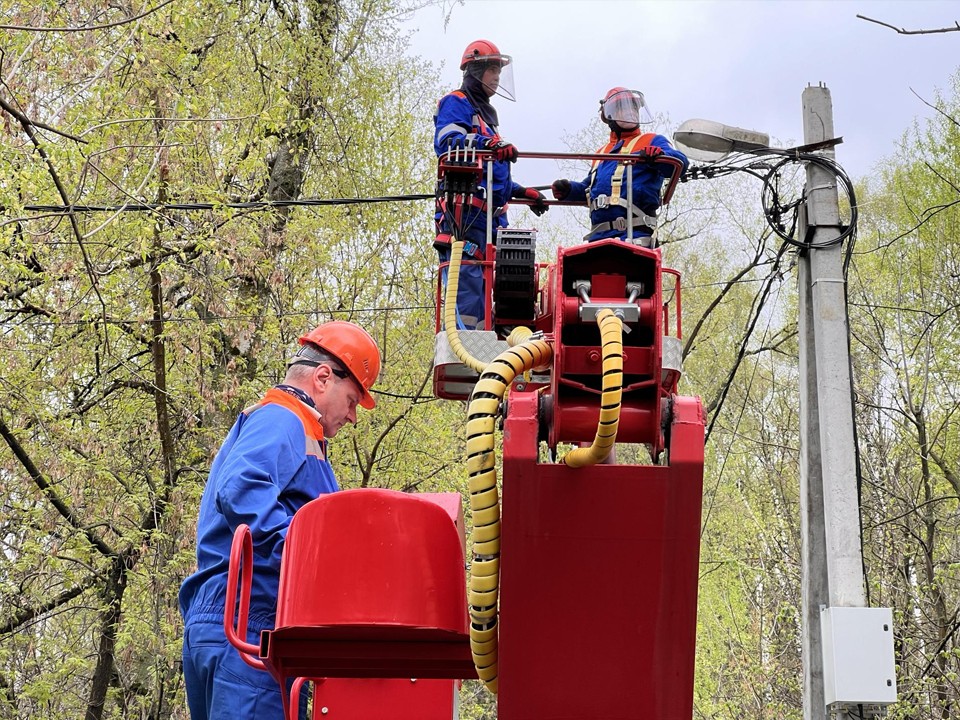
<box><xmin>821</xmin><ymin>607</ymin><xmax>897</xmax><ymax>709</ymax></box>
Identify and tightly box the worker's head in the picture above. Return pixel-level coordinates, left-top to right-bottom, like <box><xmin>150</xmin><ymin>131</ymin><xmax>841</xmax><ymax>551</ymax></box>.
<box><xmin>599</xmin><ymin>87</ymin><xmax>653</xmax><ymax>133</ymax></box>
<box><xmin>461</xmin><ymin>39</ymin><xmax>515</xmax><ymax>101</ymax></box>
<box><xmin>286</xmin><ymin>321</ymin><xmax>381</xmax><ymax>437</ymax></box>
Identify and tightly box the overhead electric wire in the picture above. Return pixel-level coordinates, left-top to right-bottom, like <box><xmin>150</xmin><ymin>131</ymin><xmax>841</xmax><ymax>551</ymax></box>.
<box><xmin>684</xmin><ymin>146</ymin><xmax>859</xmax><ymax>253</ymax></box>
<box><xmin>14</xmin><ymin>192</ymin><xmax>435</xmax><ymax>216</ymax></box>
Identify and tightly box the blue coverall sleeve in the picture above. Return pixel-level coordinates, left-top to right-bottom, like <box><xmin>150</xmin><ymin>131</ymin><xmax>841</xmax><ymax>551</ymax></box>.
<box><xmin>214</xmin><ymin>406</ymin><xmax>305</xmax><ymax>568</ymax></box>
<box><xmin>565</xmin><ymin>173</ymin><xmax>590</xmax><ymax>203</ymax></box>
<box><xmin>435</xmin><ymin>93</ymin><xmax>486</xmax><ymax>155</ymax></box>
<box><xmin>650</xmin><ymin>135</ymin><xmax>689</xmax><ymax>178</ymax></box>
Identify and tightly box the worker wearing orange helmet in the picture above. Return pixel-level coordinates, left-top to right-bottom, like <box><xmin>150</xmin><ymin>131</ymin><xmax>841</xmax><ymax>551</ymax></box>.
<box><xmin>179</xmin><ymin>321</ymin><xmax>380</xmax><ymax>720</ymax></box>
<box><xmin>433</xmin><ymin>39</ymin><xmax>547</xmax><ymax>329</ymax></box>
<box><xmin>552</xmin><ymin>87</ymin><xmax>688</xmax><ymax>246</ymax></box>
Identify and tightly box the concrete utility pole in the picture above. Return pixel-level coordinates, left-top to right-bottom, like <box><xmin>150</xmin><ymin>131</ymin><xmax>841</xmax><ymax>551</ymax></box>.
<box><xmin>675</xmin><ymin>84</ymin><xmax>897</xmax><ymax>720</ymax></box>
<box><xmin>798</xmin><ymin>85</ymin><xmax>895</xmax><ymax>720</ymax></box>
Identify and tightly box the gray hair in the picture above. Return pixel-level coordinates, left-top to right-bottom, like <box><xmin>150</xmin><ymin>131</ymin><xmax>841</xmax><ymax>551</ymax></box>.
<box><xmin>284</xmin><ymin>345</ymin><xmax>347</xmax><ymax>382</ymax></box>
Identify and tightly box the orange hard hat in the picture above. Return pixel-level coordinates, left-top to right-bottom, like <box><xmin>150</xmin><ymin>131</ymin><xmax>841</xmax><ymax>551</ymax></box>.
<box><xmin>460</xmin><ymin>39</ymin><xmax>511</xmax><ymax>70</ymax></box>
<box><xmin>298</xmin><ymin>321</ymin><xmax>381</xmax><ymax>409</ymax></box>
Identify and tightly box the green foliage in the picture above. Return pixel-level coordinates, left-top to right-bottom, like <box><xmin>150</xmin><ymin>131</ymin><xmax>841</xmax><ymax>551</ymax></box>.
<box><xmin>0</xmin><ymin>1</ymin><xmax>447</xmax><ymax>717</ymax></box>
<box><xmin>2</xmin><ymin>0</ymin><xmax>959</xmax><ymax>716</ymax></box>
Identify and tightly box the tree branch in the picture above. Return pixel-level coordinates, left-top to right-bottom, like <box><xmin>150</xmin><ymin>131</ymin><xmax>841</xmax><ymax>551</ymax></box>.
<box><xmin>0</xmin><ymin>0</ymin><xmax>179</xmax><ymax>32</ymax></box>
<box><xmin>0</xmin><ymin>414</ymin><xmax>116</xmax><ymax>557</ymax></box>
<box><xmin>0</xmin><ymin>576</ymin><xmax>97</xmax><ymax>636</ymax></box>
<box><xmin>0</xmin><ymin>87</ymin><xmax>109</xmax><ymax>332</ymax></box>
<box><xmin>857</xmin><ymin>14</ymin><xmax>960</xmax><ymax>35</ymax></box>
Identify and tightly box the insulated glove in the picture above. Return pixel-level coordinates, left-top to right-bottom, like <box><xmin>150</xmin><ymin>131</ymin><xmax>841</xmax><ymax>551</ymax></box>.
<box><xmin>487</xmin><ymin>138</ymin><xmax>519</xmax><ymax>163</ymax></box>
<box><xmin>515</xmin><ymin>186</ymin><xmax>548</xmax><ymax>216</ymax></box>
<box><xmin>638</xmin><ymin>145</ymin><xmax>664</xmax><ymax>162</ymax></box>
<box><xmin>551</xmin><ymin>179</ymin><xmax>571</xmax><ymax>200</ymax></box>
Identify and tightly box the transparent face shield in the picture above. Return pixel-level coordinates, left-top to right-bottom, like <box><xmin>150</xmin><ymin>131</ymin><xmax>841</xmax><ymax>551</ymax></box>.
<box><xmin>467</xmin><ymin>56</ymin><xmax>515</xmax><ymax>102</ymax></box>
<box><xmin>600</xmin><ymin>89</ymin><xmax>653</xmax><ymax>130</ymax></box>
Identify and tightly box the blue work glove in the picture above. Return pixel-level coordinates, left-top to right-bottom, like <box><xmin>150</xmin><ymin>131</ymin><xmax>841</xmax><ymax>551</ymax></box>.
<box><xmin>551</xmin><ymin>179</ymin><xmax>571</xmax><ymax>200</ymax></box>
<box><xmin>487</xmin><ymin>138</ymin><xmax>519</xmax><ymax>163</ymax></box>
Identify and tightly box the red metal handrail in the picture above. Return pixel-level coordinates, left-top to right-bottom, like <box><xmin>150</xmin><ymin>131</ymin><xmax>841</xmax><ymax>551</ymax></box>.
<box><xmin>224</xmin><ymin>524</ymin><xmax>266</xmax><ymax>671</ymax></box>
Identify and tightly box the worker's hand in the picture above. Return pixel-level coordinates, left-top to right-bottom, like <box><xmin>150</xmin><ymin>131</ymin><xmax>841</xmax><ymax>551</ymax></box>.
<box><xmin>487</xmin><ymin>138</ymin><xmax>519</xmax><ymax>163</ymax></box>
<box><xmin>638</xmin><ymin>146</ymin><xmax>664</xmax><ymax>163</ymax></box>
<box><xmin>551</xmin><ymin>179</ymin><xmax>571</xmax><ymax>200</ymax></box>
<box><xmin>517</xmin><ymin>186</ymin><xmax>549</xmax><ymax>216</ymax></box>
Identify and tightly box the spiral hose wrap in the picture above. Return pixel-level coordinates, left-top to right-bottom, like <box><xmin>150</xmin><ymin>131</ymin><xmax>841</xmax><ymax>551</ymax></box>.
<box><xmin>560</xmin><ymin>309</ymin><xmax>624</xmax><ymax>467</ymax></box>
<box><xmin>463</xmin><ymin>300</ymin><xmax>624</xmax><ymax>693</ymax></box>
<box><xmin>466</xmin><ymin>336</ymin><xmax>553</xmax><ymax>694</ymax></box>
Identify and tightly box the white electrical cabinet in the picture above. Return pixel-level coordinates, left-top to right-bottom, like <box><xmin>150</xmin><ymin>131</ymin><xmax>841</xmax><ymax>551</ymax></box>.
<box><xmin>820</xmin><ymin>607</ymin><xmax>897</xmax><ymax>709</ymax></box>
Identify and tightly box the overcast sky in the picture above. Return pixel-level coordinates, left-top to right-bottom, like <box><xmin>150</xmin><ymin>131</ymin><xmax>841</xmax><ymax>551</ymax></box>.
<box><xmin>403</xmin><ymin>0</ymin><xmax>959</xmax><ymax>183</ymax></box>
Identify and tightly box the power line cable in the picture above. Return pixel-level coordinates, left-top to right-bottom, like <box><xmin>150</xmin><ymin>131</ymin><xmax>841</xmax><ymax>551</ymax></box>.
<box><xmin>12</xmin><ymin>193</ymin><xmax>434</xmax><ymax>216</ymax></box>
<box><xmin>684</xmin><ymin>147</ymin><xmax>858</xmax><ymax>252</ymax></box>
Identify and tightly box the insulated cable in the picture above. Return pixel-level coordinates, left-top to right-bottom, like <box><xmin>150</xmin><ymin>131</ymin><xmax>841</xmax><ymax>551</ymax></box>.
<box><xmin>15</xmin><ymin>193</ymin><xmax>434</xmax><ymax>215</ymax></box>
<box><xmin>683</xmin><ymin>147</ymin><xmax>858</xmax><ymax>252</ymax></box>
<box><xmin>443</xmin><ymin>238</ymin><xmax>488</xmax><ymax>373</ymax></box>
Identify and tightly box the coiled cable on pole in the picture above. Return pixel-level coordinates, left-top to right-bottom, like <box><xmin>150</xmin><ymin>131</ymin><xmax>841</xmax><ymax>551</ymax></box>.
<box><xmin>444</xmin><ymin>238</ymin><xmax>488</xmax><ymax>373</ymax></box>
<box><xmin>560</xmin><ymin>309</ymin><xmax>624</xmax><ymax>467</ymax></box>
<box><xmin>466</xmin><ymin>333</ymin><xmax>553</xmax><ymax>694</ymax></box>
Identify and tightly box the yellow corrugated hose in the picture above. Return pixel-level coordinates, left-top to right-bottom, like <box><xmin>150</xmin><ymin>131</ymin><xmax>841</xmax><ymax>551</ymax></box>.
<box><xmin>560</xmin><ymin>309</ymin><xmax>624</xmax><ymax>467</ymax></box>
<box><xmin>464</xmin><ymin>305</ymin><xmax>623</xmax><ymax>693</ymax></box>
<box><xmin>466</xmin><ymin>330</ymin><xmax>553</xmax><ymax>694</ymax></box>
<box><xmin>444</xmin><ymin>238</ymin><xmax>488</xmax><ymax>373</ymax></box>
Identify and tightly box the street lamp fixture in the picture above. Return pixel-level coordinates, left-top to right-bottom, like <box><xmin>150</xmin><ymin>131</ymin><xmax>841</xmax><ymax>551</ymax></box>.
<box><xmin>673</xmin><ymin>119</ymin><xmax>771</xmax><ymax>163</ymax></box>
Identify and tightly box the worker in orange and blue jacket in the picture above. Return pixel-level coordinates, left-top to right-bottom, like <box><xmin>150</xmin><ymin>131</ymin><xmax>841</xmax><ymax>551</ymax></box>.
<box><xmin>434</xmin><ymin>39</ymin><xmax>547</xmax><ymax>330</ymax></box>
<box><xmin>552</xmin><ymin>87</ymin><xmax>688</xmax><ymax>247</ymax></box>
<box><xmin>179</xmin><ymin>322</ymin><xmax>380</xmax><ymax>720</ymax></box>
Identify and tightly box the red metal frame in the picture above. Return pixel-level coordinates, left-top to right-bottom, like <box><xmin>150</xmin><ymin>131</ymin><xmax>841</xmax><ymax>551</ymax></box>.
<box><xmin>542</xmin><ymin>239</ymin><xmax>669</xmax><ymax>452</ymax></box>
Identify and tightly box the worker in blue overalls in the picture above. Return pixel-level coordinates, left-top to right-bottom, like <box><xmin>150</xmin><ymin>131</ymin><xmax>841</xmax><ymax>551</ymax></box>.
<box><xmin>551</xmin><ymin>87</ymin><xmax>688</xmax><ymax>247</ymax></box>
<box><xmin>433</xmin><ymin>39</ymin><xmax>547</xmax><ymax>330</ymax></box>
<box><xmin>179</xmin><ymin>321</ymin><xmax>380</xmax><ymax>720</ymax></box>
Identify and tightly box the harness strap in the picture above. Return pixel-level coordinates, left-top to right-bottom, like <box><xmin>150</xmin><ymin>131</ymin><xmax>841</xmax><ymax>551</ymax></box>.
<box><xmin>437</xmin><ymin>90</ymin><xmax>498</xmax><ymax>148</ymax></box>
<box><xmin>588</xmin><ymin>216</ymin><xmax>657</xmax><ymax>238</ymax></box>
<box><xmin>587</xmin><ymin>198</ymin><xmax>658</xmax><ymax>226</ymax></box>
<box><xmin>609</xmin><ymin>133</ymin><xmax>656</xmax><ymax>204</ymax></box>
<box><xmin>586</xmin><ymin>139</ymin><xmax>617</xmax><ymax>198</ymax></box>
<box><xmin>436</xmin><ymin>196</ymin><xmax>504</xmax><ymax>217</ymax></box>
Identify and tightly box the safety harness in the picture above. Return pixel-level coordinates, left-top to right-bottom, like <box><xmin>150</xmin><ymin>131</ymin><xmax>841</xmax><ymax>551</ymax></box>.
<box><xmin>585</xmin><ymin>132</ymin><xmax>659</xmax><ymax>238</ymax></box>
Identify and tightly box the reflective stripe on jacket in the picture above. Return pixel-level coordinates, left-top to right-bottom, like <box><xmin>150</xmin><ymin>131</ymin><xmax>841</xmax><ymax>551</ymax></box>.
<box><xmin>565</xmin><ymin>130</ymin><xmax>688</xmax><ymax>240</ymax></box>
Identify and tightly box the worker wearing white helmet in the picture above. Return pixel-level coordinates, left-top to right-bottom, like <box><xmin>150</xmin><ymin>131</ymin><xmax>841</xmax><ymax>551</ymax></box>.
<box><xmin>552</xmin><ymin>87</ymin><xmax>688</xmax><ymax>246</ymax></box>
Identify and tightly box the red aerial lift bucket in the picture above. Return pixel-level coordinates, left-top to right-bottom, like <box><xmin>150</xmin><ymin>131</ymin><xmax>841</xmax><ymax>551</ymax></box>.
<box><xmin>497</xmin><ymin>392</ymin><xmax>705</xmax><ymax>719</ymax></box>
<box><xmin>224</xmin><ymin>489</ymin><xmax>475</xmax><ymax>719</ymax></box>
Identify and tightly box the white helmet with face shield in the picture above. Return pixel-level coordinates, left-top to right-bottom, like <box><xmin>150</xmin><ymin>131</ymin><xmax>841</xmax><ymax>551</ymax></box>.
<box><xmin>599</xmin><ymin>87</ymin><xmax>653</xmax><ymax>131</ymax></box>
